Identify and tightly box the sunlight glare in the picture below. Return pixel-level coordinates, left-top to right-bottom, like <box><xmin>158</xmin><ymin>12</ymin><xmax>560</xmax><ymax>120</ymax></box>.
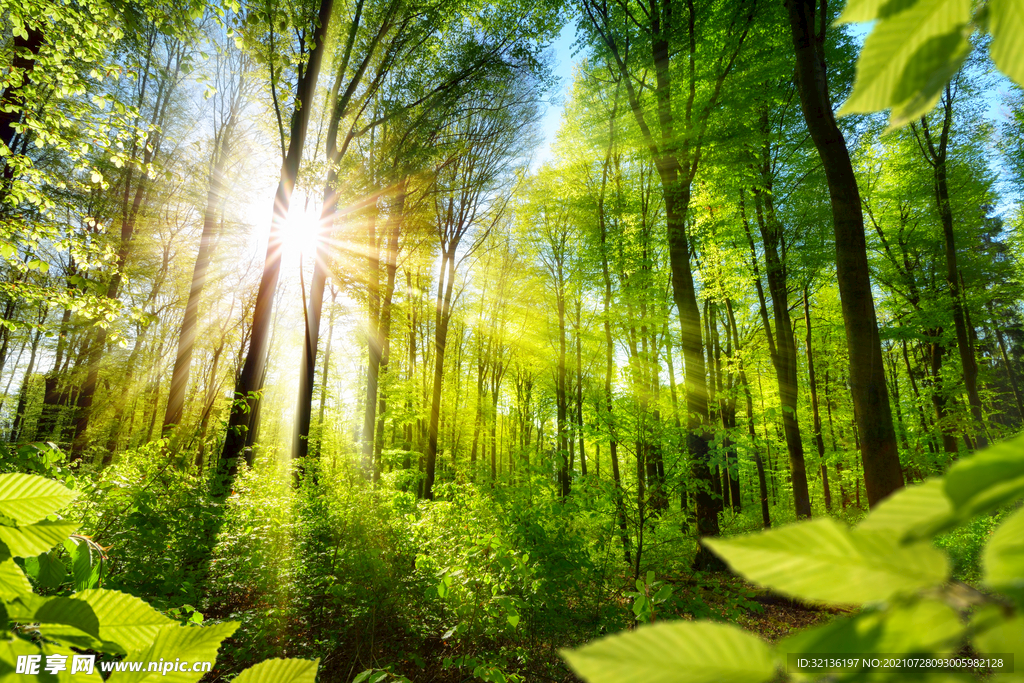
<box><xmin>283</xmin><ymin>192</ymin><xmax>324</xmax><ymax>258</ymax></box>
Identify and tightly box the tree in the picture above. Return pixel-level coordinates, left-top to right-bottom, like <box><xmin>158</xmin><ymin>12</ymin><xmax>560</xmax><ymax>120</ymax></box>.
<box><xmin>422</xmin><ymin>81</ymin><xmax>536</xmax><ymax>499</ymax></box>
<box><xmin>164</xmin><ymin>31</ymin><xmax>251</xmax><ymax>434</ymax></box>
<box><xmin>783</xmin><ymin>0</ymin><xmax>904</xmax><ymax>507</ymax></box>
<box><xmin>219</xmin><ymin>0</ymin><xmax>335</xmax><ymax>477</ymax></box>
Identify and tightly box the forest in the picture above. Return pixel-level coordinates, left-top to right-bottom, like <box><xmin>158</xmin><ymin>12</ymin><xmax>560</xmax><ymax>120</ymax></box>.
<box><xmin>2</xmin><ymin>0</ymin><xmax>1024</xmax><ymax>680</ymax></box>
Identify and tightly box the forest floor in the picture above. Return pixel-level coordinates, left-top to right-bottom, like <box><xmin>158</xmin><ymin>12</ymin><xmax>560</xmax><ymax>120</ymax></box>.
<box><xmin>668</xmin><ymin>572</ymin><xmax>843</xmax><ymax>640</ymax></box>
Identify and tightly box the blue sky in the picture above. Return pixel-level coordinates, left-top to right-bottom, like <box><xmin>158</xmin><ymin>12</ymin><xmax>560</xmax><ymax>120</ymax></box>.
<box><xmin>533</xmin><ymin>21</ymin><xmax>578</xmax><ymax>168</ymax></box>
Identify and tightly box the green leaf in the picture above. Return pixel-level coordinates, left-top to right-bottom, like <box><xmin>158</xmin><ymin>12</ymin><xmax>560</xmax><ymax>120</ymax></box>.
<box><xmin>107</xmin><ymin>621</ymin><xmax>239</xmax><ymax>683</ymax></box>
<box><xmin>232</xmin><ymin>658</ymin><xmax>319</xmax><ymax>683</ymax></box>
<box><xmin>0</xmin><ymin>557</ymin><xmax>33</xmax><ymax>600</ymax></box>
<box><xmin>65</xmin><ymin>538</ymin><xmax>101</xmax><ymax>591</ymax></box>
<box><xmin>973</xmin><ymin>607</ymin><xmax>1024</xmax><ymax>681</ymax></box>
<box><xmin>33</xmin><ymin>597</ymin><xmax>101</xmax><ymax>637</ymax></box>
<box><xmin>632</xmin><ymin>595</ymin><xmax>647</xmax><ymax>617</ymax></box>
<box><xmin>0</xmin><ymin>520</ymin><xmax>79</xmax><ymax>557</ymax></box>
<box><xmin>71</xmin><ymin>589</ymin><xmax>175</xmax><ymax>653</ymax></box>
<box><xmin>778</xmin><ymin>599</ymin><xmax>962</xmax><ymax>658</ymax></box>
<box><xmin>23</xmin><ymin>549</ymin><xmax>68</xmax><ymax>589</ymax></box>
<box><xmin>0</xmin><ymin>474</ymin><xmax>77</xmax><ymax>524</ymax></box>
<box><xmin>703</xmin><ymin>518</ymin><xmax>948</xmax><ymax>605</ymax></box>
<box><xmin>653</xmin><ymin>585</ymin><xmax>673</xmax><ymax>602</ymax></box>
<box><xmin>837</xmin><ymin>0</ymin><xmax>921</xmax><ymax>23</ymax></box>
<box><xmin>982</xmin><ymin>506</ymin><xmax>1024</xmax><ymax>603</ymax></box>
<box><xmin>942</xmin><ymin>434</ymin><xmax>1024</xmax><ymax>529</ymax></box>
<box><xmin>9</xmin><ymin>595</ymin><xmax>107</xmax><ymax>650</ymax></box>
<box><xmin>837</xmin><ymin>0</ymin><xmax>972</xmax><ymax>128</ymax></box>
<box><xmin>561</xmin><ymin>621</ymin><xmax>776</xmax><ymax>683</ymax></box>
<box><xmin>989</xmin><ymin>0</ymin><xmax>1024</xmax><ymax>87</ymax></box>
<box><xmin>857</xmin><ymin>479</ymin><xmax>952</xmax><ymax>542</ymax></box>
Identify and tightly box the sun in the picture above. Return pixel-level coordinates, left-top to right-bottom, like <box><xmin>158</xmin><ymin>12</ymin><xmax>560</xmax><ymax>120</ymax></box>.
<box><xmin>282</xmin><ymin>192</ymin><xmax>324</xmax><ymax>257</ymax></box>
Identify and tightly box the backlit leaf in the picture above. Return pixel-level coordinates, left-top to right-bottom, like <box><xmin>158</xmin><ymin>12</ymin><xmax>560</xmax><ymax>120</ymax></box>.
<box><xmin>837</xmin><ymin>0</ymin><xmax>971</xmax><ymax>128</ymax></box>
<box><xmin>989</xmin><ymin>0</ymin><xmax>1024</xmax><ymax>87</ymax></box>
<box><xmin>233</xmin><ymin>658</ymin><xmax>319</xmax><ymax>683</ymax></box>
<box><xmin>0</xmin><ymin>474</ymin><xmax>77</xmax><ymax>525</ymax></box>
<box><xmin>561</xmin><ymin>621</ymin><xmax>776</xmax><ymax>683</ymax></box>
<box><xmin>0</xmin><ymin>520</ymin><xmax>79</xmax><ymax>557</ymax></box>
<box><xmin>857</xmin><ymin>479</ymin><xmax>952</xmax><ymax>542</ymax></box>
<box><xmin>72</xmin><ymin>589</ymin><xmax>175</xmax><ymax>653</ymax></box>
<box><xmin>704</xmin><ymin>518</ymin><xmax>948</xmax><ymax>605</ymax></box>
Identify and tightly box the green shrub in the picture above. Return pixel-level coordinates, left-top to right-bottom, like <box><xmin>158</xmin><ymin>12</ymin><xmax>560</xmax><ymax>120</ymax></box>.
<box><xmin>0</xmin><ymin>468</ymin><xmax>318</xmax><ymax>682</ymax></box>
<box><xmin>561</xmin><ymin>433</ymin><xmax>1024</xmax><ymax>682</ymax></box>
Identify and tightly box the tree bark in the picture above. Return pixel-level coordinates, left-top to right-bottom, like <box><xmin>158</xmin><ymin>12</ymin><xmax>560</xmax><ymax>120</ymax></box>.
<box><xmin>784</xmin><ymin>0</ymin><xmax>904</xmax><ymax>507</ymax></box>
<box><xmin>912</xmin><ymin>93</ymin><xmax>987</xmax><ymax>448</ymax></box>
<box><xmin>803</xmin><ymin>287</ymin><xmax>831</xmax><ymax>511</ymax></box>
<box><xmin>424</xmin><ymin>250</ymin><xmax>456</xmax><ymax>499</ymax></box>
<box><xmin>221</xmin><ymin>0</ymin><xmax>334</xmax><ymax>478</ymax></box>
<box><xmin>165</xmin><ymin>84</ymin><xmax>242</xmax><ymax>431</ymax></box>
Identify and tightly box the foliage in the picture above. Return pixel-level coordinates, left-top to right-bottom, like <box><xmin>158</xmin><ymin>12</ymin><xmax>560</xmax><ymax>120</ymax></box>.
<box><xmin>75</xmin><ymin>440</ymin><xmax>219</xmax><ymax>611</ymax></box>
<box><xmin>562</xmin><ymin>433</ymin><xmax>1024</xmax><ymax>682</ymax></box>
<box><xmin>0</xmin><ymin>443</ymin><xmax>75</xmax><ymax>486</ymax></box>
<box><xmin>0</xmin><ymin>469</ymin><xmax>317</xmax><ymax>682</ymax></box>
<box><xmin>839</xmin><ymin>0</ymin><xmax>1024</xmax><ymax>127</ymax></box>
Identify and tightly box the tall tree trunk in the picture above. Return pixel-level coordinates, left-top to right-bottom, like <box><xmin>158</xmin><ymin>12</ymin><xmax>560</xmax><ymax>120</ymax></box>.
<box><xmin>597</xmin><ymin>108</ymin><xmax>631</xmax><ymax>563</ymax></box>
<box><xmin>372</xmin><ymin>204</ymin><xmax>401</xmax><ymax>480</ymax></box>
<box><xmin>913</xmin><ymin>97</ymin><xmax>987</xmax><ymax>448</ymax></box>
<box><xmin>751</xmin><ymin>180</ymin><xmax>810</xmax><ymax>518</ymax></box>
<box><xmin>361</xmin><ymin>202</ymin><xmax>382</xmax><ymax>478</ymax></box>
<box><xmin>803</xmin><ymin>288</ymin><xmax>831</xmax><ymax>512</ymax></box>
<box><xmin>9</xmin><ymin>326</ymin><xmax>43</xmax><ymax>442</ymax></box>
<box><xmin>424</xmin><ymin>251</ymin><xmax>456</xmax><ymax>500</ymax></box>
<box><xmin>165</xmin><ymin>94</ymin><xmax>241</xmax><ymax>431</ymax></box>
<box><xmin>785</xmin><ymin>0</ymin><xmax>904</xmax><ymax>506</ymax></box>
<box><xmin>221</xmin><ymin>0</ymin><xmax>334</xmax><ymax>478</ymax></box>
<box><xmin>314</xmin><ymin>285</ymin><xmax>338</xmax><ymax>458</ymax></box>
<box><xmin>556</xmin><ymin>267</ymin><xmax>569</xmax><ymax>499</ymax></box>
<box><xmin>575</xmin><ymin>297</ymin><xmax>586</xmax><ymax>476</ymax></box>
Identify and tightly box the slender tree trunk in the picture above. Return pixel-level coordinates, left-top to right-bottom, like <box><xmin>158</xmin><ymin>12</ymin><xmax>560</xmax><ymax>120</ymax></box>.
<box><xmin>424</xmin><ymin>251</ymin><xmax>456</xmax><ymax>500</ymax></box>
<box><xmin>914</xmin><ymin>99</ymin><xmax>987</xmax><ymax>448</ymax></box>
<box><xmin>556</xmin><ymin>269</ymin><xmax>569</xmax><ymax>499</ymax></box>
<box><xmin>371</xmin><ymin>187</ymin><xmax>403</xmax><ymax>480</ymax></box>
<box><xmin>575</xmin><ymin>297</ymin><xmax>586</xmax><ymax>476</ymax></box>
<box><xmin>803</xmin><ymin>288</ymin><xmax>831</xmax><ymax>512</ymax></box>
<box><xmin>929</xmin><ymin>337</ymin><xmax>960</xmax><ymax>455</ymax></box>
<box><xmin>751</xmin><ymin>182</ymin><xmax>810</xmax><ymax>518</ymax></box>
<box><xmin>221</xmin><ymin>0</ymin><xmax>334</xmax><ymax>478</ymax></box>
<box><xmin>597</xmin><ymin>111</ymin><xmax>631</xmax><ymax>563</ymax></box>
<box><xmin>9</xmin><ymin>326</ymin><xmax>42</xmax><ymax>442</ymax></box>
<box><xmin>785</xmin><ymin>0</ymin><xmax>904</xmax><ymax>506</ymax></box>
<box><xmin>294</xmin><ymin>0</ymin><xmax>373</xmax><ymax>459</ymax></box>
<box><xmin>361</xmin><ymin>202</ymin><xmax>382</xmax><ymax>477</ymax></box>
<box><xmin>165</xmin><ymin>103</ymin><xmax>239</xmax><ymax>431</ymax></box>
<box><xmin>314</xmin><ymin>286</ymin><xmax>338</xmax><ymax>458</ymax></box>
